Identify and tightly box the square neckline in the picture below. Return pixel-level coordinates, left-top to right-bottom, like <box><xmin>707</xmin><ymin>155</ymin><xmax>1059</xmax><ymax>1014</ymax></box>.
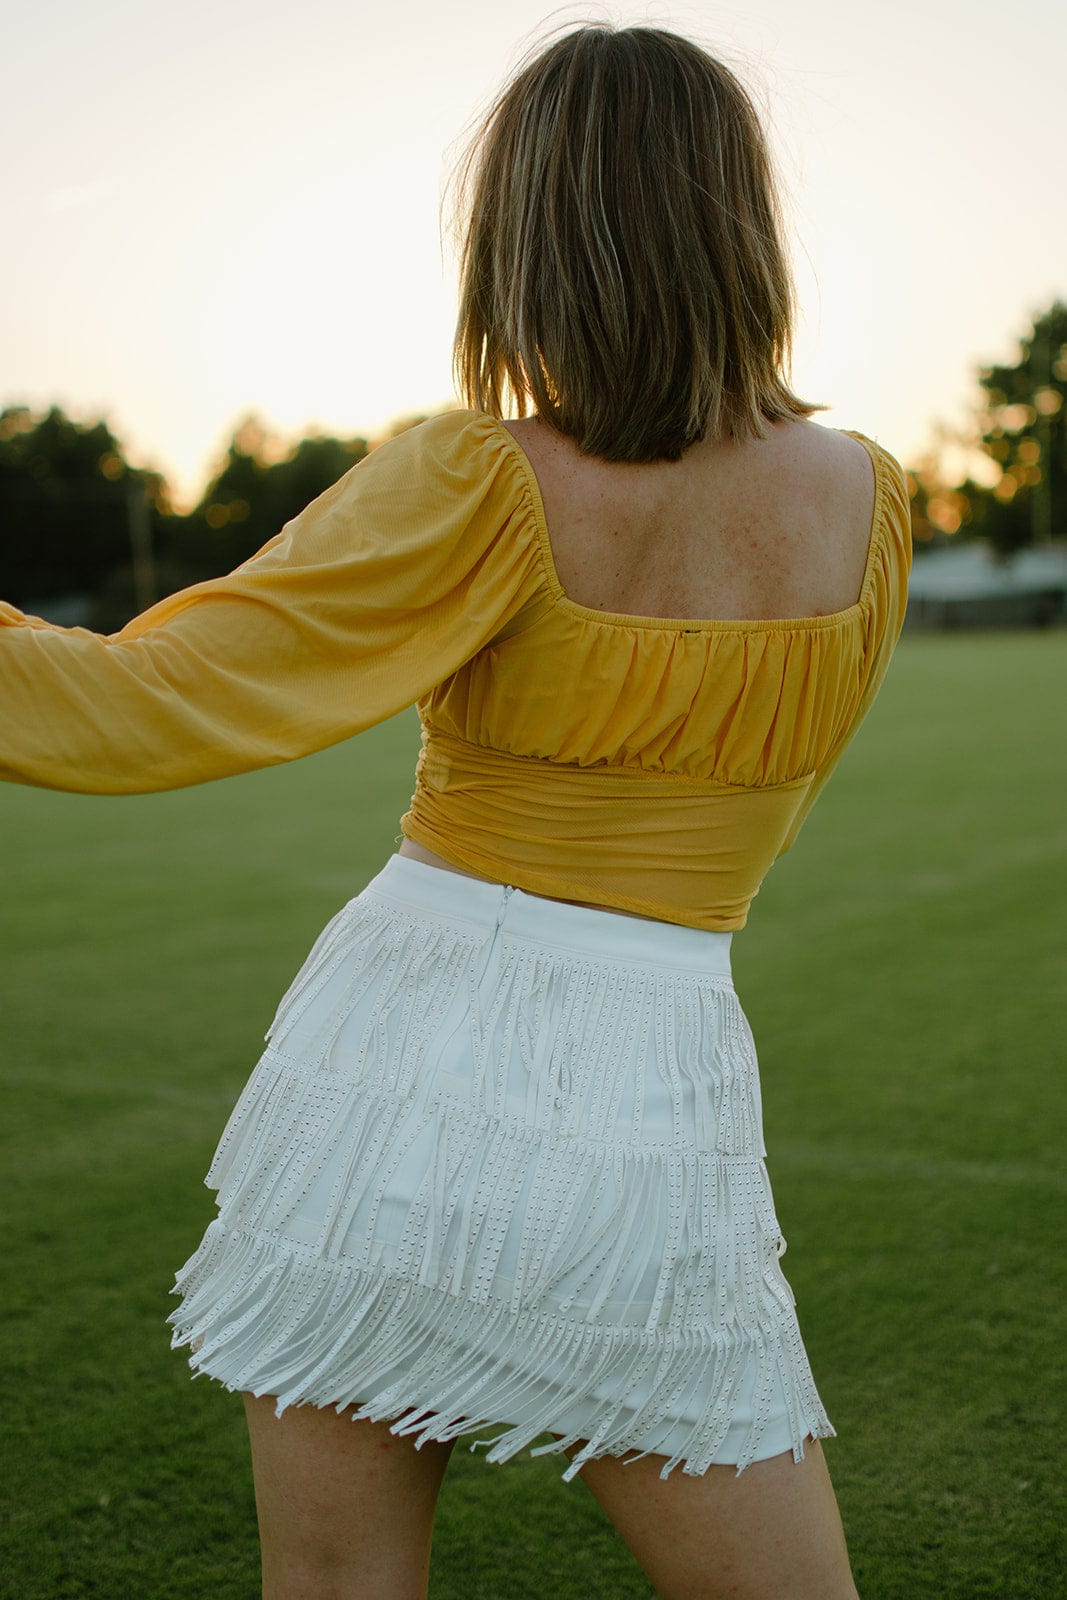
<box><xmin>486</xmin><ymin>413</ymin><xmax>888</xmax><ymax>635</ymax></box>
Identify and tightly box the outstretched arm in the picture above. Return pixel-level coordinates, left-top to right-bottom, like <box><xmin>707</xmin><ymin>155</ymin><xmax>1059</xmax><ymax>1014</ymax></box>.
<box><xmin>0</xmin><ymin>413</ymin><xmax>542</xmax><ymax>795</ymax></box>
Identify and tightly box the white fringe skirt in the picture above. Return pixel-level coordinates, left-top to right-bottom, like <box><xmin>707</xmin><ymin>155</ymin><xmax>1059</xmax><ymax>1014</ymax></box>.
<box><xmin>168</xmin><ymin>855</ymin><xmax>834</xmax><ymax>1481</ymax></box>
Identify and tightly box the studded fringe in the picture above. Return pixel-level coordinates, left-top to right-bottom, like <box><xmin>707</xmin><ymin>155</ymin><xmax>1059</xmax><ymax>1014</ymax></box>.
<box><xmin>168</xmin><ymin>894</ymin><xmax>834</xmax><ymax>1481</ymax></box>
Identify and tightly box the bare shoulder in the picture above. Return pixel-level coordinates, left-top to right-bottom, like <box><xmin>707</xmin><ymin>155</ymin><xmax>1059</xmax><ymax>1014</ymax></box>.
<box><xmin>764</xmin><ymin>419</ymin><xmax>879</xmax><ymax>510</ymax></box>
<box><xmin>497</xmin><ymin>412</ymin><xmax>881</xmax><ymax>621</ymax></box>
<box><xmin>764</xmin><ymin>420</ymin><xmax>882</xmax><ymax>597</ymax></box>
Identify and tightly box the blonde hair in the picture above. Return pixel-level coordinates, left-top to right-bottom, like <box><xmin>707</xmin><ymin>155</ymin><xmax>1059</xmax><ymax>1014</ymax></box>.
<box><xmin>447</xmin><ymin>22</ymin><xmax>825</xmax><ymax>462</ymax></box>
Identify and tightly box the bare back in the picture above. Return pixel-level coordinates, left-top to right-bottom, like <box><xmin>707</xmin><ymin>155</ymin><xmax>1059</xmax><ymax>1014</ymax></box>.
<box><xmin>500</xmin><ymin>415</ymin><xmax>877</xmax><ymax>624</ymax></box>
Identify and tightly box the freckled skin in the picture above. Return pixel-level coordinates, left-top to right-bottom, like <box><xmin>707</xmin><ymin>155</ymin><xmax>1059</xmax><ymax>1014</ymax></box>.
<box><xmin>502</xmin><ymin>414</ymin><xmax>875</xmax><ymax>623</ymax></box>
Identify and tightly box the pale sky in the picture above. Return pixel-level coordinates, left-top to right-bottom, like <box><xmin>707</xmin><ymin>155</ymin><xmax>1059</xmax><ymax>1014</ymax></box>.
<box><xmin>4</xmin><ymin>0</ymin><xmax>1065</xmax><ymax>510</ymax></box>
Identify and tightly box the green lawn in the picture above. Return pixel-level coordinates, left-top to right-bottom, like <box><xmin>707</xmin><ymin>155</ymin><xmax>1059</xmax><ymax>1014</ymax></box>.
<box><xmin>1</xmin><ymin>630</ymin><xmax>1064</xmax><ymax>1599</ymax></box>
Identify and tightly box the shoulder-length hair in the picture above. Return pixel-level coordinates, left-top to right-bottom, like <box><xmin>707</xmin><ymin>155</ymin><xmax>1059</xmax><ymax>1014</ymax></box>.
<box><xmin>447</xmin><ymin>23</ymin><xmax>826</xmax><ymax>462</ymax></box>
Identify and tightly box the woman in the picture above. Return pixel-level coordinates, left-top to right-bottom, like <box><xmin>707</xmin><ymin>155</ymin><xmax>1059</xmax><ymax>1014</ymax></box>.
<box><xmin>0</xmin><ymin>23</ymin><xmax>911</xmax><ymax>1600</ymax></box>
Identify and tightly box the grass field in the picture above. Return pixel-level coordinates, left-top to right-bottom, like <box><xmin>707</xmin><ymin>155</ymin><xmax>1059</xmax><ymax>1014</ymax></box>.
<box><xmin>1</xmin><ymin>630</ymin><xmax>1064</xmax><ymax>1599</ymax></box>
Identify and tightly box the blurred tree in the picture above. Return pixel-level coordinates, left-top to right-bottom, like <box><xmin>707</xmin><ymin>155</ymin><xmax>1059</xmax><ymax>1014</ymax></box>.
<box><xmin>899</xmin><ymin>301</ymin><xmax>1067</xmax><ymax>558</ymax></box>
<box><xmin>969</xmin><ymin>299</ymin><xmax>1067</xmax><ymax>555</ymax></box>
<box><xmin>0</xmin><ymin>405</ymin><xmax>438</xmax><ymax>628</ymax></box>
<box><xmin>0</xmin><ymin>405</ymin><xmax>170</xmax><ymax>613</ymax></box>
<box><xmin>900</xmin><ymin>447</ymin><xmax>980</xmax><ymax>548</ymax></box>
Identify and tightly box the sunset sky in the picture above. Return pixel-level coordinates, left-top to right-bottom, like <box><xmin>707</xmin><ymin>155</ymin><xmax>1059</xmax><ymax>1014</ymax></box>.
<box><xmin>4</xmin><ymin>0</ymin><xmax>1065</xmax><ymax>509</ymax></box>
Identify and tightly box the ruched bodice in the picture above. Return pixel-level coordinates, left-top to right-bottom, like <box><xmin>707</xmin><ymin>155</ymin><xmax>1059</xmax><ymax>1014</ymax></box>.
<box><xmin>0</xmin><ymin>409</ymin><xmax>911</xmax><ymax>928</ymax></box>
<box><xmin>425</xmin><ymin>583</ymin><xmax>873</xmax><ymax>785</ymax></box>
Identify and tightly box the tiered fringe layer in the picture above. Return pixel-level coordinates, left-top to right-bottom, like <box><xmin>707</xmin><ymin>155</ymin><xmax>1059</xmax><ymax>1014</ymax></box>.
<box><xmin>168</xmin><ymin>884</ymin><xmax>833</xmax><ymax>1481</ymax></box>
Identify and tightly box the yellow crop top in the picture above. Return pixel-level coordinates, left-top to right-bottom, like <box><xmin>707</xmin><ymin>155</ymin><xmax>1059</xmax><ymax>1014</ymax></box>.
<box><xmin>0</xmin><ymin>409</ymin><xmax>912</xmax><ymax>930</ymax></box>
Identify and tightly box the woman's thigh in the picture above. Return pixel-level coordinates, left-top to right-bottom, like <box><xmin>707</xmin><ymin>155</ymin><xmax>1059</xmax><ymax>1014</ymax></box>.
<box><xmin>242</xmin><ymin>1392</ymin><xmax>456</xmax><ymax>1600</ymax></box>
<box><xmin>565</xmin><ymin>1435</ymin><xmax>859</xmax><ymax>1600</ymax></box>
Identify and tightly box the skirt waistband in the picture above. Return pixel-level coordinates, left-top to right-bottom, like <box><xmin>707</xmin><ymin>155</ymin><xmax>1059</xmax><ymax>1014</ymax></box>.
<box><xmin>361</xmin><ymin>855</ymin><xmax>733</xmax><ymax>977</ymax></box>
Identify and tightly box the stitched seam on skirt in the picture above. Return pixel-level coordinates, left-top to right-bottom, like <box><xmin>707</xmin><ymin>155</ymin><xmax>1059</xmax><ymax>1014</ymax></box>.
<box><xmin>359</xmin><ymin>898</ymin><xmax>736</xmax><ymax>981</ymax></box>
<box><xmin>248</xmin><ymin>1055</ymin><xmax>764</xmax><ymax>1159</ymax></box>
<box><xmin>204</xmin><ymin>1221</ymin><xmax>789</xmax><ymax>1344</ymax></box>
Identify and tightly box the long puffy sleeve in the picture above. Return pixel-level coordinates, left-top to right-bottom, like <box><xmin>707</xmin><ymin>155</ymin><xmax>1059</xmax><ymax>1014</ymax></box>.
<box><xmin>775</xmin><ymin>437</ymin><xmax>913</xmax><ymax>856</ymax></box>
<box><xmin>0</xmin><ymin>411</ymin><xmax>545</xmax><ymax>795</ymax></box>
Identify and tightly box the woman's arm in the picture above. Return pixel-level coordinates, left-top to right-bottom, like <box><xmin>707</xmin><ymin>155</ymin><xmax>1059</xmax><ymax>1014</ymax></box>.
<box><xmin>0</xmin><ymin>413</ymin><xmax>541</xmax><ymax>795</ymax></box>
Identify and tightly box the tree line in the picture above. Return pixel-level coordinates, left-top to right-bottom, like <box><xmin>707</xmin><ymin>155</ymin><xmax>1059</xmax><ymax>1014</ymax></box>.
<box><xmin>906</xmin><ymin>299</ymin><xmax>1066</xmax><ymax>553</ymax></box>
<box><xmin>0</xmin><ymin>409</ymin><xmax>423</xmax><ymax>632</ymax></box>
<box><xmin>2</xmin><ymin>300</ymin><xmax>1064</xmax><ymax>632</ymax></box>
